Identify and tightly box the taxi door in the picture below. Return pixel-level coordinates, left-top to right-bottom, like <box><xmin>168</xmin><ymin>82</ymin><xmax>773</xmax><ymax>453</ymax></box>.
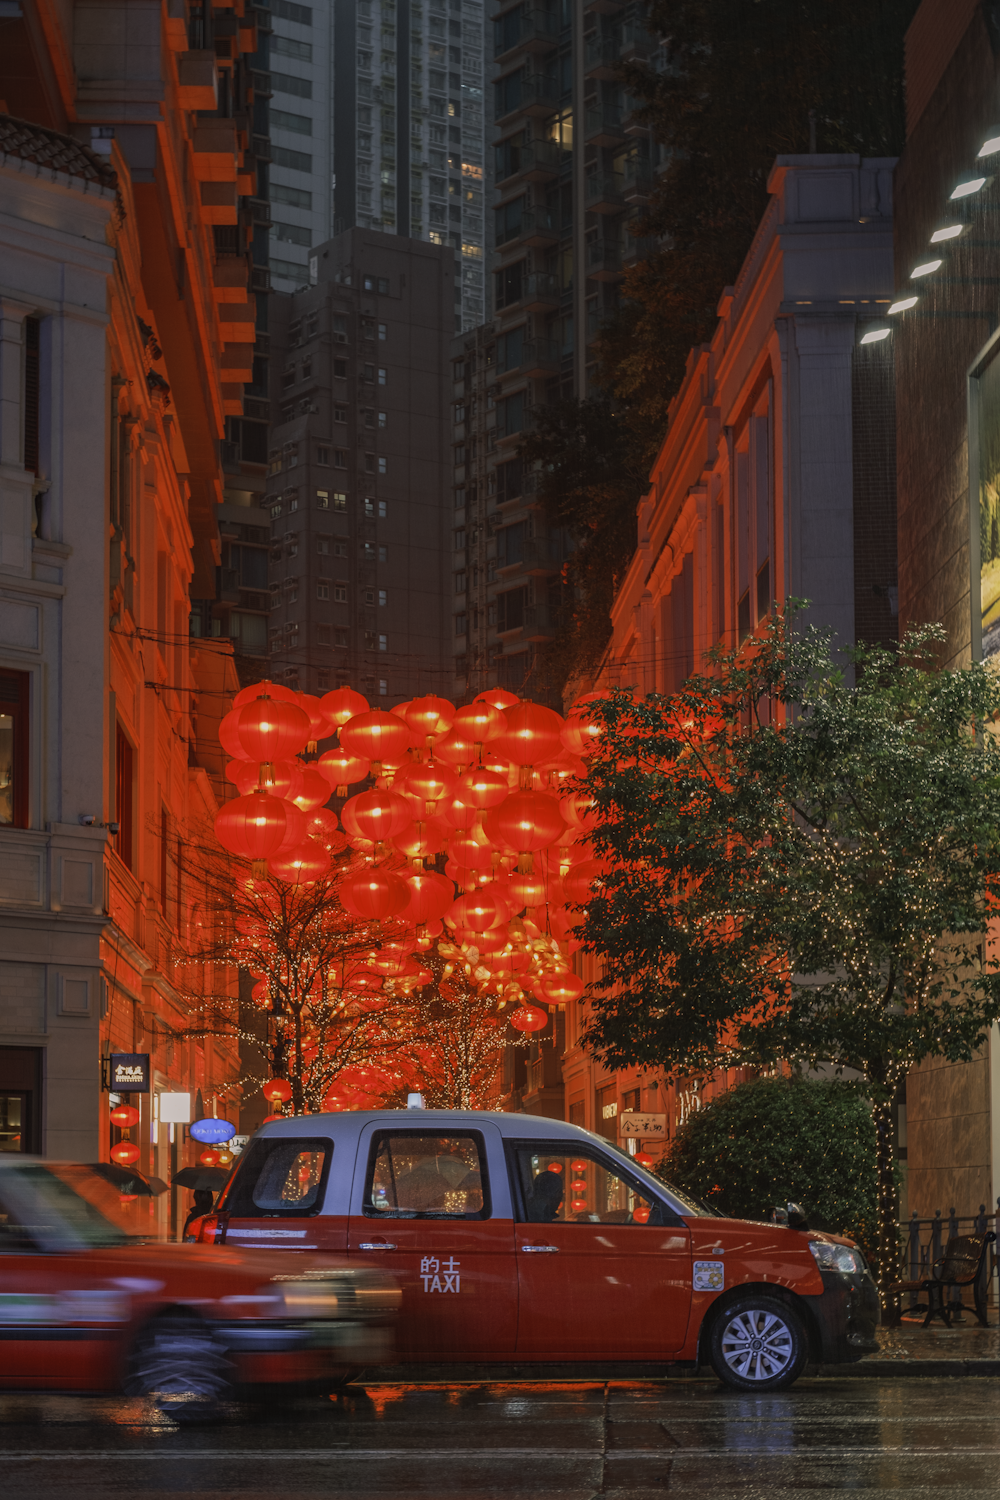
<box><xmin>217</xmin><ymin>1133</ymin><xmax>347</xmax><ymax>1252</ymax></box>
<box><xmin>346</xmin><ymin>1120</ymin><xmax>517</xmax><ymax>1358</ymax></box>
<box><xmin>509</xmin><ymin>1140</ymin><xmax>692</xmax><ymax>1357</ymax></box>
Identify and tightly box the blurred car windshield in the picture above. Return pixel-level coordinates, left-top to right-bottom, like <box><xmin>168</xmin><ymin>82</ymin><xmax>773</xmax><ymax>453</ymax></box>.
<box><xmin>0</xmin><ymin>1164</ymin><xmax>130</xmax><ymax>1250</ymax></box>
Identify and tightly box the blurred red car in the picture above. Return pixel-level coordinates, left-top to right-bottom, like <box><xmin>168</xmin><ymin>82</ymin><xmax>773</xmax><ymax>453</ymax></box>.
<box><xmin>0</xmin><ymin>1157</ymin><xmax>398</xmax><ymax>1417</ymax></box>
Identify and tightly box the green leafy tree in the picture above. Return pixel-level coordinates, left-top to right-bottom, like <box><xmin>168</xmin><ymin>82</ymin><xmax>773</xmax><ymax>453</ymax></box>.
<box><xmin>660</xmin><ymin>1077</ymin><xmax>878</xmax><ymax>1263</ymax></box>
<box><xmin>578</xmin><ymin>613</ymin><xmax>1000</xmax><ymax>1307</ymax></box>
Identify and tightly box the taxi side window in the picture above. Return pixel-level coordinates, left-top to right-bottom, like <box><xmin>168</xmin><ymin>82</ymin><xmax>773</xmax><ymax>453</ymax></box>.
<box><xmin>221</xmin><ymin>1138</ymin><xmax>332</xmax><ymax>1218</ymax></box>
<box><xmin>510</xmin><ymin>1144</ymin><xmax>677</xmax><ymax>1227</ymax></box>
<box><xmin>363</xmin><ymin>1132</ymin><xmax>489</xmax><ymax>1219</ymax></box>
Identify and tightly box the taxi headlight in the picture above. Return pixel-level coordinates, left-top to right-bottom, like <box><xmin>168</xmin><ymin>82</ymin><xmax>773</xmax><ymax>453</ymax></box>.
<box><xmin>275</xmin><ymin>1280</ymin><xmax>340</xmax><ymax>1319</ymax></box>
<box><xmin>809</xmin><ymin>1241</ymin><xmax>862</xmax><ymax>1274</ymax></box>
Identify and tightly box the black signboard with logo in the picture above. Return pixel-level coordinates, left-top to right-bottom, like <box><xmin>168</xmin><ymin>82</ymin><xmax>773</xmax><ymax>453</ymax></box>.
<box><xmin>105</xmin><ymin>1053</ymin><xmax>150</xmax><ymax>1094</ymax></box>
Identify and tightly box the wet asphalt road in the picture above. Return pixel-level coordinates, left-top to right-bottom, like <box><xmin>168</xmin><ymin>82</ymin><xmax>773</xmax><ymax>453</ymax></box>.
<box><xmin>0</xmin><ymin>1378</ymin><xmax>998</xmax><ymax>1498</ymax></box>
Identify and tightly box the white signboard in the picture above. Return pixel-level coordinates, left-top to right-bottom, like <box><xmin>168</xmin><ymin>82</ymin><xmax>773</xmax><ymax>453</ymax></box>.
<box><xmin>158</xmin><ymin>1092</ymin><xmax>191</xmax><ymax>1124</ymax></box>
<box><xmin>618</xmin><ymin>1112</ymin><xmax>667</xmax><ymax>1139</ymax></box>
<box><xmin>229</xmin><ymin>1135</ymin><xmax>249</xmax><ymax>1156</ymax></box>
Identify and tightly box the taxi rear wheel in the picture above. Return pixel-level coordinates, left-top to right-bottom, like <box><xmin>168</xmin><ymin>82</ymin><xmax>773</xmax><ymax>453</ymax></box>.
<box><xmin>707</xmin><ymin>1294</ymin><xmax>808</xmax><ymax>1391</ymax></box>
<box><xmin>127</xmin><ymin>1313</ymin><xmax>232</xmax><ymax>1421</ymax></box>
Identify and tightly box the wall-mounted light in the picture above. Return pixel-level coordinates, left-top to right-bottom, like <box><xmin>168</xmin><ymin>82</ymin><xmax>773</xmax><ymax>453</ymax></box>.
<box><xmin>978</xmin><ymin>132</ymin><xmax>1000</xmax><ymax>157</ymax></box>
<box><xmin>888</xmin><ymin>296</ymin><xmax>918</xmax><ymax>314</ymax></box>
<box><xmin>911</xmin><ymin>259</ymin><xmax>943</xmax><ymax>277</ymax></box>
<box><xmin>930</xmin><ymin>224</ymin><xmax>964</xmax><ymax>243</ymax></box>
<box><xmin>951</xmin><ymin>176</ymin><xmax>987</xmax><ymax>198</ymax></box>
<box><xmin>860</xmin><ymin>329</ymin><xmax>891</xmax><ymax>344</ymax></box>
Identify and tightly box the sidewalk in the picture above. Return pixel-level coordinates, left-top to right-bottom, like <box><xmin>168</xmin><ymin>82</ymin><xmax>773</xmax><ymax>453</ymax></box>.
<box><xmin>818</xmin><ymin>1316</ymin><xmax>1000</xmax><ymax>1377</ymax></box>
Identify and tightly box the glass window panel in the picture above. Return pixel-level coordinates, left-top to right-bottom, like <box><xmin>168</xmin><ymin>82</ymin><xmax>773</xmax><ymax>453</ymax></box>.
<box><xmin>512</xmin><ymin>1144</ymin><xmax>664</xmax><ymax>1226</ymax></box>
<box><xmin>364</xmin><ymin>1132</ymin><xmax>487</xmax><ymax>1218</ymax></box>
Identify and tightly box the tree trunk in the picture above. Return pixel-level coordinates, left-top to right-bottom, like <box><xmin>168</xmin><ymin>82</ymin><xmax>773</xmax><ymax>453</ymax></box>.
<box><xmin>873</xmin><ymin>1098</ymin><xmax>900</xmax><ymax>1323</ymax></box>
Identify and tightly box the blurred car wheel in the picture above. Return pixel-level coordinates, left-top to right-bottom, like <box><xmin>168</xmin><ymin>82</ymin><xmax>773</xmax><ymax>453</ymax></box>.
<box><xmin>127</xmin><ymin>1313</ymin><xmax>232</xmax><ymax>1421</ymax></box>
<box><xmin>708</xmin><ymin>1294</ymin><xmax>807</xmax><ymax>1391</ymax></box>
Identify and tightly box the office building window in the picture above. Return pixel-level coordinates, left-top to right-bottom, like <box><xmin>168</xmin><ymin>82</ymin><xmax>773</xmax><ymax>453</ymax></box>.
<box><xmin>378</xmin><ymin>457</ymin><xmax>387</xmax><ymax>474</ymax></box>
<box><xmin>317</xmin><ymin>446</ymin><xmax>330</xmax><ymax>465</ymax></box>
<box><xmin>334</xmin><ymin>585</ymin><xmax>348</xmax><ymax>603</ymax></box>
<box><xmin>0</xmin><ymin>670</ymin><xmax>28</xmax><ymax>828</ymax></box>
<box><xmin>333</xmin><ymin>492</ymin><xmax>347</xmax><ymax>511</ymax></box>
<box><xmin>317</xmin><ymin>583</ymin><xmax>330</xmax><ymax>600</ymax></box>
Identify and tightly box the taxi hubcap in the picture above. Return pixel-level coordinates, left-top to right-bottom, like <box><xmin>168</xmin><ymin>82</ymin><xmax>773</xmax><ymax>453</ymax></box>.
<box><xmin>720</xmin><ymin>1309</ymin><xmax>794</xmax><ymax>1381</ymax></box>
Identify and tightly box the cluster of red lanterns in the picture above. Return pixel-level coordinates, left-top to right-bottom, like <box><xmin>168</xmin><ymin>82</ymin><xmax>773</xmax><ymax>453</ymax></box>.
<box><xmin>214</xmin><ymin>681</ymin><xmax>610</xmax><ymax>1085</ymax></box>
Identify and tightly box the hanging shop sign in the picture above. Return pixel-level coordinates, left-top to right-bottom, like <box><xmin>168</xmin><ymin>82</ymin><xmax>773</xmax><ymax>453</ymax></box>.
<box><xmin>105</xmin><ymin>1053</ymin><xmax>150</xmax><ymax>1093</ymax></box>
<box><xmin>189</xmin><ymin>1118</ymin><xmax>237</xmax><ymax>1145</ymax></box>
<box><xmin>618</xmin><ymin>1112</ymin><xmax>667</xmax><ymax>1139</ymax></box>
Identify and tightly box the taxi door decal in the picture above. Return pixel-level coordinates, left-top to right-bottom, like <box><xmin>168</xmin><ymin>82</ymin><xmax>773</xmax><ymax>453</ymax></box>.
<box><xmin>420</xmin><ymin>1256</ymin><xmax>461</xmax><ymax>1292</ymax></box>
<box><xmin>693</xmin><ymin>1260</ymin><xmax>725</xmax><ymax>1291</ymax></box>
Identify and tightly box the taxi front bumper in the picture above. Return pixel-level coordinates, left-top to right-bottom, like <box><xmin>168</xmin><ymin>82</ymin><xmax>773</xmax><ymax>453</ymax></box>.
<box><xmin>805</xmin><ymin>1267</ymin><xmax>880</xmax><ymax>1363</ymax></box>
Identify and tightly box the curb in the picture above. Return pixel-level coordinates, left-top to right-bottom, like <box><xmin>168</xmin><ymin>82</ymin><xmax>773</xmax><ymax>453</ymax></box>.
<box><xmin>815</xmin><ymin>1358</ymin><xmax>1000</xmax><ymax>1378</ymax></box>
<box><xmin>356</xmin><ymin>1358</ymin><xmax>1000</xmax><ymax>1384</ymax></box>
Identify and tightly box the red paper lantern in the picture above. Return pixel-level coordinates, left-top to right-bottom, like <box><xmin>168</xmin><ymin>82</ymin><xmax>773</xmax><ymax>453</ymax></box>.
<box><xmin>571</xmin><ymin>1178</ymin><xmax>587</xmax><ymax>1193</ymax></box>
<box><xmin>290</xmin><ymin>767</ymin><xmax>333</xmax><ymax>813</ymax></box>
<box><xmin>510</xmin><ymin>1004</ymin><xmax>548</xmax><ymax>1033</ymax></box>
<box><xmin>199</xmin><ymin>1150</ymin><xmax>220</xmax><ymax>1167</ymax></box>
<box><xmin>317</xmin><ymin>746</ymin><xmax>370</xmax><ymax>795</ymax></box>
<box><xmin>532</xmin><ymin>970</ymin><xmax>585</xmax><ymax>1004</ymax></box>
<box><xmin>454</xmin><ymin>702</ymin><xmax>507</xmax><ymax>746</ymax></box>
<box><xmin>263</xmin><ymin>1078</ymin><xmax>292</xmax><ymax>1103</ymax></box>
<box><xmin>632</xmin><ymin>1205</ymin><xmax>651</xmax><ymax>1223</ymax></box>
<box><xmin>339</xmin><ymin>867</ymin><xmax>410</xmax><ymax>919</ymax></box>
<box><xmin>267</xmin><ymin>840</ymin><xmax>331</xmax><ymax>885</ymax></box>
<box><xmin>214</xmin><ymin>793</ymin><xmax>305</xmax><ymax>864</ymax></box>
<box><xmin>447</xmin><ymin>889</ymin><xmax>506</xmax><ymax>933</ymax></box>
<box><xmin>434</xmin><ymin>728</ymin><xmax>478</xmax><ymax>768</ymax></box>
<box><xmin>571</xmin><ymin>1198</ymin><xmax>588</xmax><ymax>1213</ymax></box>
<box><xmin>571</xmin><ymin>1159</ymin><xmax>588</xmax><ymax>1174</ymax></box>
<box><xmin>321</xmin><ymin>685</ymin><xmax>369</xmax><ymax>727</ymax></box>
<box><xmin>394</xmin><ymin>822</ymin><xmax>445</xmax><ymax>863</ymax></box>
<box><xmin>343</xmin><ymin>788</ymin><xmax>413</xmax><ymax>842</ymax></box>
<box><xmin>110</xmin><ymin>1105</ymin><xmax>140</xmax><ymax>1128</ymax></box>
<box><xmin>251</xmin><ymin>979</ymin><xmax>269</xmax><ymax>1005</ymax></box>
<box><xmin>233</xmin><ymin>679</ymin><xmax>301</xmax><ymax>709</ymax></box>
<box><xmin>563</xmin><ymin>859</ymin><xmax>604</xmax><ymax>905</ymax></box>
<box><xmin>546</xmin><ymin>1161</ymin><xmax>564</xmax><ymax>1173</ymax></box>
<box><xmin>297</xmin><ymin>691</ymin><xmax>333</xmax><ymax>746</ymax></box>
<box><xmin>395</xmin><ymin>759</ymin><xmax>458</xmax><ymax>814</ymax></box>
<box><xmin>560</xmin><ymin>790</ymin><xmax>598</xmax><ymax>832</ymax></box>
<box><xmin>402</xmin><ymin>694</ymin><xmax>455</xmax><ymax>742</ymax></box>
<box><xmin>485</xmin><ymin>791</ymin><xmax>566</xmax><ymax>856</ymax></box>
<box><xmin>219</xmin><ymin>707</ymin><xmax>249</xmax><ymax>760</ymax></box>
<box><xmin>234</xmin><ymin>696</ymin><xmax>311</xmax><ymax>762</ymax></box>
<box><xmin>339</xmin><ymin>710</ymin><xmax>413</xmax><ymax>772</ymax></box>
<box><xmin>303</xmin><ymin>807</ymin><xmax>342</xmax><ymax>842</ymax></box>
<box><xmin>110</xmin><ymin>1141</ymin><xmax>141</xmax><ymax>1166</ymax></box>
<box><xmin>402</xmin><ymin>870</ymin><xmax>455</xmax><ymax>923</ymax></box>
<box><xmin>456</xmin><ymin>766</ymin><xmax>509</xmax><ymax>809</ymax></box>
<box><xmin>262</xmin><ymin>1113</ymin><xmax>284</xmax><ymax>1124</ymax></box>
<box><xmin>497</xmin><ymin>702</ymin><xmax>565</xmax><ymax>767</ymax></box>
<box><xmin>446</xmin><ymin>835</ymin><xmax>495</xmax><ymax>873</ymax></box>
<box><xmin>229</xmin><ymin>757</ymin><xmax>305</xmax><ymax>800</ymax></box>
<box><xmin>475</xmin><ymin>688</ymin><xmax>520</xmax><ymax>711</ymax></box>
<box><xmin>635</xmin><ymin>1153</ymin><xmax>655</xmax><ymax>1168</ymax></box>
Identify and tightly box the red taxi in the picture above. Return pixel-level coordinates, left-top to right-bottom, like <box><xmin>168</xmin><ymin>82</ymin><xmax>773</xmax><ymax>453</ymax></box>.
<box><xmin>0</xmin><ymin>1158</ymin><xmax>398</xmax><ymax>1414</ymax></box>
<box><xmin>195</xmin><ymin>1109</ymin><xmax>879</xmax><ymax>1390</ymax></box>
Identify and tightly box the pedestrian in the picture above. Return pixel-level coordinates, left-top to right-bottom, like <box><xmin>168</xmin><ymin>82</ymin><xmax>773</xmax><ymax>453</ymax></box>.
<box><xmin>181</xmin><ymin>1187</ymin><xmax>214</xmax><ymax>1241</ymax></box>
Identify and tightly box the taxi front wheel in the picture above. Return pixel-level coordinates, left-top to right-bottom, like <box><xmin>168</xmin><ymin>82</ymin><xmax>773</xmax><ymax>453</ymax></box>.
<box><xmin>126</xmin><ymin>1313</ymin><xmax>232</xmax><ymax>1421</ymax></box>
<box><xmin>707</xmin><ymin>1294</ymin><xmax>808</xmax><ymax>1391</ymax></box>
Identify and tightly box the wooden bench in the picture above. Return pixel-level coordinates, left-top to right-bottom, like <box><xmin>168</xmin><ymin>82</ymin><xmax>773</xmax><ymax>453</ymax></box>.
<box><xmin>889</xmin><ymin>1231</ymin><xmax>996</xmax><ymax>1327</ymax></box>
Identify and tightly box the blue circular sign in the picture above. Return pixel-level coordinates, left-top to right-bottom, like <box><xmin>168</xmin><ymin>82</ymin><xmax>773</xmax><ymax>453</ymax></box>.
<box><xmin>189</xmin><ymin>1117</ymin><xmax>236</xmax><ymax>1145</ymax></box>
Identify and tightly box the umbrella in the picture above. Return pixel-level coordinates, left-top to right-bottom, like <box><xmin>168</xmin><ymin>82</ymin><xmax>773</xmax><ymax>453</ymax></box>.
<box><xmin>171</xmin><ymin>1167</ymin><xmax>231</xmax><ymax>1191</ymax></box>
<box><xmin>88</xmin><ymin>1163</ymin><xmax>167</xmax><ymax>1197</ymax></box>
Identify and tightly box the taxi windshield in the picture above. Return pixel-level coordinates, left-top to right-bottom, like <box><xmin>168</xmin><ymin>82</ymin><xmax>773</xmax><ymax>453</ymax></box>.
<box><xmin>601</xmin><ymin>1141</ymin><xmax>721</xmax><ymax>1217</ymax></box>
<box><xmin>0</xmin><ymin>1164</ymin><xmax>130</xmax><ymax>1251</ymax></box>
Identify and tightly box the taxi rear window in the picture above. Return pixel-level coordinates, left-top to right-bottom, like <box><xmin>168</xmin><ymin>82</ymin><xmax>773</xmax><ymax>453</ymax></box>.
<box><xmin>221</xmin><ymin>1137</ymin><xmax>332</xmax><ymax>1218</ymax></box>
<box><xmin>363</xmin><ymin>1131</ymin><xmax>489</xmax><ymax>1219</ymax></box>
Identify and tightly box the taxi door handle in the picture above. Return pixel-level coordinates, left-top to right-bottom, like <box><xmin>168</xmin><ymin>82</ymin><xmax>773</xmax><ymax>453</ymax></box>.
<box><xmin>359</xmin><ymin>1242</ymin><xmax>397</xmax><ymax>1251</ymax></box>
<box><xmin>521</xmin><ymin>1244</ymin><xmax>559</xmax><ymax>1253</ymax></box>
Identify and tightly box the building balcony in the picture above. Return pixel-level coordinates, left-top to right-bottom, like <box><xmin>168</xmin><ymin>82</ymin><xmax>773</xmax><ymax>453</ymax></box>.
<box><xmin>522</xmin><ymin>537</ymin><xmax>562</xmax><ymax>574</ymax></box>
<box><xmin>493</xmin><ymin>6</ymin><xmax>560</xmax><ymax>63</ymax></box>
<box><xmin>498</xmin><ymin>338</ymin><xmax>561</xmax><ymax>378</ymax></box>
<box><xmin>522</xmin><ymin>602</ymin><xmax>560</xmax><ymax>639</ymax></box>
<box><xmin>583</xmin><ymin>0</ymin><xmax>624</xmax><ymax>14</ymax></box>
<box><xmin>586</xmin><ymin>238</ymin><xmax>623</xmax><ymax>280</ymax></box>
<box><xmin>496</xmin><ymin>272</ymin><xmax>560</xmax><ymax>314</ymax></box>
<box><xmin>618</xmin><ymin>19</ymin><xmax>653</xmax><ymax>62</ymax></box>
<box><xmin>583</xmin><ymin>34</ymin><xmax>620</xmax><ymax>79</ymax></box>
<box><xmin>584</xmin><ymin>172</ymin><xmax>625</xmax><ymax>212</ymax></box>
<box><xmin>177</xmin><ymin>50</ymin><xmax>218</xmax><ymax>110</ymax></box>
<box><xmin>621</xmin><ymin>231</ymin><xmax>660</xmax><ymax>267</ymax></box>
<box><xmin>584</xmin><ymin>104</ymin><xmax>626</xmax><ymax>145</ymax></box>
<box><xmin>622</xmin><ymin>161</ymin><xmax>654</xmax><ymax>202</ymax></box>
<box><xmin>495</xmin><ymin>71</ymin><xmax>561</xmax><ymax>125</ymax></box>
<box><xmin>497</xmin><ymin>136</ymin><xmax>566</xmax><ymax>184</ymax></box>
<box><xmin>518</xmin><ymin>207</ymin><xmax>559</xmax><ymax>246</ymax></box>
<box><xmin>252</xmin><ymin>133</ymin><xmax>272</xmax><ymax>162</ymax></box>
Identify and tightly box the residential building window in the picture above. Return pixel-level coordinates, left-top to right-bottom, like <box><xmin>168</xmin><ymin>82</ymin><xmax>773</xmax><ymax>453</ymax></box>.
<box><xmin>302</xmin><ymin>356</ymin><xmax>312</xmax><ymax>379</ymax></box>
<box><xmin>365</xmin><ymin>453</ymin><xmax>376</xmax><ymax>473</ymax></box>
<box><xmin>0</xmin><ymin>670</ymin><xmax>29</xmax><ymax>828</ymax></box>
<box><xmin>317</xmin><ymin>445</ymin><xmax>330</xmax><ymax>464</ymax></box>
<box><xmin>378</xmin><ymin>411</ymin><xmax>387</xmax><ymax>428</ymax></box>
<box><xmin>363</xmin><ymin>276</ymin><xmax>390</xmax><ymax>293</ymax></box>
<box><xmin>378</xmin><ymin>500</ymin><xmax>387</xmax><ymax>519</ymax></box>
<box><xmin>378</xmin><ymin>634</ymin><xmax>388</xmax><ymax>651</ymax></box>
<box><xmin>454</xmin><ymin>613</ymin><xmax>467</xmax><ymax>636</ymax></box>
<box><xmin>318</xmin><ymin>624</ymin><xmax>332</xmax><ymax>644</ymax></box>
<box><xmin>365</xmin><ymin>630</ymin><xmax>377</xmax><ymax>649</ymax></box>
<box><xmin>334</xmin><ymin>450</ymin><xmax>348</xmax><ymax>468</ymax></box>
<box><xmin>114</xmin><ymin>723</ymin><xmax>134</xmax><ymax>868</ymax></box>
<box><xmin>334</xmin><ymin>359</ymin><xmax>348</xmax><ymax>378</ymax></box>
<box><xmin>317</xmin><ymin>538</ymin><xmax>330</xmax><ymax>555</ymax></box>
<box><xmin>316</xmin><ymin>490</ymin><xmax>329</xmax><ymax>508</ymax></box>
<box><xmin>305</xmin><ymin>314</ymin><xmax>319</xmax><ymax>337</ymax></box>
<box><xmin>364</xmin><ymin>587</ymin><xmax>375</xmax><ymax>605</ymax></box>
<box><xmin>335</xmin><ymin>629</ymin><xmax>349</xmax><ymax>647</ymax></box>
<box><xmin>378</xmin><ymin>323</ymin><xmax>387</xmax><ymax>340</ymax></box>
<box><xmin>334</xmin><ymin>584</ymin><xmax>348</xmax><ymax>602</ymax></box>
<box><xmin>364</xmin><ymin>497</ymin><xmax>375</xmax><ymax>516</ymax></box>
<box><xmin>378</xmin><ymin>544</ymin><xmax>388</xmax><ymax>563</ymax></box>
<box><xmin>378</xmin><ymin>367</ymin><xmax>387</xmax><ymax>385</ymax></box>
<box><xmin>334</xmin><ymin>406</ymin><xmax>347</xmax><ymax>423</ymax></box>
<box><xmin>333</xmin><ymin>492</ymin><xmax>347</xmax><ymax>511</ymax></box>
<box><xmin>379</xmin><ymin>678</ymin><xmax>388</xmax><ymax>695</ymax></box>
<box><xmin>453</xmin><ymin>528</ymin><xmax>466</xmax><ymax>550</ymax></box>
<box><xmin>287</xmin><ymin>495</ymin><xmax>298</xmax><ymax>512</ymax></box>
<box><xmin>334</xmin><ymin>540</ymin><xmax>348</xmax><ymax>557</ymax></box>
<box><xmin>378</xmin><ymin>457</ymin><xmax>387</xmax><ymax>475</ymax></box>
<box><xmin>454</xmin><ymin>487</ymin><xmax>466</xmax><ymax>508</ymax></box>
<box><xmin>271</xmin><ymin>502</ymin><xmax>282</xmax><ymax>518</ymax></box>
<box><xmin>317</xmin><ymin>583</ymin><xmax>330</xmax><ymax>599</ymax></box>
<box><xmin>318</xmin><ymin>669</ymin><xmax>331</xmax><ymax>688</ymax></box>
<box><xmin>378</xmin><ymin>589</ymin><xmax>387</xmax><ymax>607</ymax></box>
<box><xmin>454</xmin><ymin>572</ymin><xmax>466</xmax><ymax>593</ymax></box>
<box><xmin>284</xmin><ymin>442</ymin><xmax>299</xmax><ymax>467</ymax></box>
